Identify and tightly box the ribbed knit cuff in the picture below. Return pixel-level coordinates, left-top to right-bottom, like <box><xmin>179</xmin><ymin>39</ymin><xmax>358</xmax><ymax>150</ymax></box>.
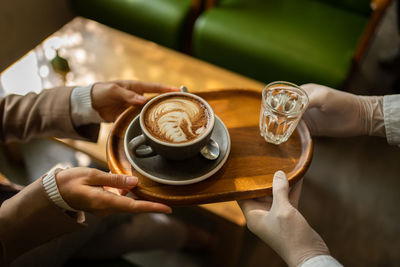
<box><xmin>300</xmin><ymin>255</ymin><xmax>343</xmax><ymax>267</ymax></box>
<box><xmin>359</xmin><ymin>96</ymin><xmax>385</xmax><ymax>137</ymax></box>
<box><xmin>42</xmin><ymin>168</ymin><xmax>78</xmax><ymax>212</ymax></box>
<box><xmin>383</xmin><ymin>94</ymin><xmax>400</xmax><ymax>145</ymax></box>
<box><xmin>70</xmin><ymin>84</ymin><xmax>104</xmax><ymax>126</ymax></box>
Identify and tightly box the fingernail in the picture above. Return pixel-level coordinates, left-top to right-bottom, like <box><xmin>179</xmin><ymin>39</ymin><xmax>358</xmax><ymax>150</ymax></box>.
<box><xmin>136</xmin><ymin>95</ymin><xmax>147</xmax><ymax>102</ymax></box>
<box><xmin>274</xmin><ymin>170</ymin><xmax>286</xmax><ymax>180</ymax></box>
<box><xmin>126</xmin><ymin>176</ymin><xmax>138</xmax><ymax>185</ymax></box>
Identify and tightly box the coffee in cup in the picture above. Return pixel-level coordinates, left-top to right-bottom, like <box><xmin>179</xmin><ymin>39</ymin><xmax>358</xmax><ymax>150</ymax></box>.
<box><xmin>126</xmin><ymin>92</ymin><xmax>215</xmax><ymax>160</ymax></box>
<box><xmin>143</xmin><ymin>95</ymin><xmax>212</xmax><ymax>144</ymax></box>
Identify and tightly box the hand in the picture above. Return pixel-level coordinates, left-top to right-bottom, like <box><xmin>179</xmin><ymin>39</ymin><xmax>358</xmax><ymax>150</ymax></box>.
<box><xmin>91</xmin><ymin>80</ymin><xmax>179</xmax><ymax>121</ymax></box>
<box><xmin>55</xmin><ymin>167</ymin><xmax>172</xmax><ymax>216</ymax></box>
<box><xmin>301</xmin><ymin>83</ymin><xmax>385</xmax><ymax>137</ymax></box>
<box><xmin>238</xmin><ymin>171</ymin><xmax>329</xmax><ymax>267</ymax></box>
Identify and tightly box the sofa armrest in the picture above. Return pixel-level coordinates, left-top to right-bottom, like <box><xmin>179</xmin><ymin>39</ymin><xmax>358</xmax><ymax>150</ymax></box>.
<box><xmin>353</xmin><ymin>0</ymin><xmax>393</xmax><ymax>63</ymax></box>
<box><xmin>371</xmin><ymin>0</ymin><xmax>392</xmax><ymax>11</ymax></box>
<box><xmin>204</xmin><ymin>0</ymin><xmax>217</xmax><ymax>9</ymax></box>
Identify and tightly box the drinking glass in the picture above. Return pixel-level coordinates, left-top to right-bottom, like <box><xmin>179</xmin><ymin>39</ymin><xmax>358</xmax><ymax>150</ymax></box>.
<box><xmin>259</xmin><ymin>81</ymin><xmax>309</xmax><ymax>145</ymax></box>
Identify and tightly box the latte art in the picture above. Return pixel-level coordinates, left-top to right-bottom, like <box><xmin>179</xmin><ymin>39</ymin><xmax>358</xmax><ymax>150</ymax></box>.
<box><xmin>144</xmin><ymin>96</ymin><xmax>210</xmax><ymax>143</ymax></box>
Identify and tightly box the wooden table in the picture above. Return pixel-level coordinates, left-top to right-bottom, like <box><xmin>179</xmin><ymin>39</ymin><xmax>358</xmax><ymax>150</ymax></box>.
<box><xmin>0</xmin><ymin>17</ymin><xmax>266</xmax><ymax>265</ymax></box>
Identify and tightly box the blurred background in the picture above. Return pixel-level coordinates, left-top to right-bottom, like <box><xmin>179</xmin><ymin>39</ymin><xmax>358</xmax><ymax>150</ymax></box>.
<box><xmin>1</xmin><ymin>0</ymin><xmax>400</xmax><ymax>266</ymax></box>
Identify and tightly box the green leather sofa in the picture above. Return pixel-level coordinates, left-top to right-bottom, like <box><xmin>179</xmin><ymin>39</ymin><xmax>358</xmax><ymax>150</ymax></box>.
<box><xmin>70</xmin><ymin>0</ymin><xmax>194</xmax><ymax>50</ymax></box>
<box><xmin>192</xmin><ymin>0</ymin><xmax>373</xmax><ymax>87</ymax></box>
<box><xmin>70</xmin><ymin>0</ymin><xmax>389</xmax><ymax>88</ymax></box>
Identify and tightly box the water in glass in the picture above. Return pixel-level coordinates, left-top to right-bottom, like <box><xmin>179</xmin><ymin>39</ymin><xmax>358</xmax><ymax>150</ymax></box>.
<box><xmin>260</xmin><ymin>83</ymin><xmax>308</xmax><ymax>145</ymax></box>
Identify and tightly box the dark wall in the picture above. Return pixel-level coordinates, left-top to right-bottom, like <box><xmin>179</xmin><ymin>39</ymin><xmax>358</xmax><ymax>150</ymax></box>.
<box><xmin>0</xmin><ymin>0</ymin><xmax>74</xmax><ymax>71</ymax></box>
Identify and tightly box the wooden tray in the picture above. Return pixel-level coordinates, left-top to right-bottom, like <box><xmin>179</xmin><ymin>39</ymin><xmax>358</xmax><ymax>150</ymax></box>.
<box><xmin>107</xmin><ymin>89</ymin><xmax>313</xmax><ymax>205</ymax></box>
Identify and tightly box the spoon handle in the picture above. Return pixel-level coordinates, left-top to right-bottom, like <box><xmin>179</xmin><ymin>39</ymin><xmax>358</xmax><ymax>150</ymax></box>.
<box><xmin>180</xmin><ymin>85</ymin><xmax>189</xmax><ymax>93</ymax></box>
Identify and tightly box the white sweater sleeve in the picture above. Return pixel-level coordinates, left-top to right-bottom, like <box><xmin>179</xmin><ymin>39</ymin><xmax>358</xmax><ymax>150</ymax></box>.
<box><xmin>70</xmin><ymin>84</ymin><xmax>104</xmax><ymax>126</ymax></box>
<box><xmin>300</xmin><ymin>255</ymin><xmax>343</xmax><ymax>267</ymax></box>
<box><xmin>383</xmin><ymin>94</ymin><xmax>400</xmax><ymax>145</ymax></box>
<box><xmin>42</xmin><ymin>168</ymin><xmax>77</xmax><ymax>212</ymax></box>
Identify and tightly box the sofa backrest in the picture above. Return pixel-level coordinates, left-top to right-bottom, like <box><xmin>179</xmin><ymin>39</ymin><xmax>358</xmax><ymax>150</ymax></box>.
<box><xmin>218</xmin><ymin>0</ymin><xmax>371</xmax><ymax>17</ymax></box>
<box><xmin>313</xmin><ymin>0</ymin><xmax>371</xmax><ymax>16</ymax></box>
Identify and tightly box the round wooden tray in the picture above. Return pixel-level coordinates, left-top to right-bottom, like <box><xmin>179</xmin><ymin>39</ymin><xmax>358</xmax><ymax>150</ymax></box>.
<box><xmin>107</xmin><ymin>89</ymin><xmax>313</xmax><ymax>206</ymax></box>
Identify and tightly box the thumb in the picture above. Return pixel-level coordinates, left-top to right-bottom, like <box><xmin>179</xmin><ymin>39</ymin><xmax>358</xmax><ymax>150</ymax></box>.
<box><xmin>88</xmin><ymin>172</ymin><xmax>139</xmax><ymax>189</ymax></box>
<box><xmin>300</xmin><ymin>83</ymin><xmax>325</xmax><ymax>109</ymax></box>
<box><xmin>272</xmin><ymin>170</ymin><xmax>290</xmax><ymax>208</ymax></box>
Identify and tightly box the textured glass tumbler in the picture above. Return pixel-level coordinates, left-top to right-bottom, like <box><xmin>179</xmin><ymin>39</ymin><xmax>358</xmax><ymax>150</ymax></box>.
<box><xmin>260</xmin><ymin>81</ymin><xmax>309</xmax><ymax>145</ymax></box>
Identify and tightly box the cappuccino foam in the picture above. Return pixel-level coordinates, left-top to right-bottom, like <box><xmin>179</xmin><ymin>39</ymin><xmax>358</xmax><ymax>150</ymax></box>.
<box><xmin>144</xmin><ymin>96</ymin><xmax>210</xmax><ymax>143</ymax></box>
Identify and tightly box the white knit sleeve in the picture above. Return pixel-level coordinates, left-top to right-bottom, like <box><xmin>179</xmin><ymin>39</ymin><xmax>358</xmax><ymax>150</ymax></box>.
<box><xmin>300</xmin><ymin>255</ymin><xmax>343</xmax><ymax>267</ymax></box>
<box><xmin>70</xmin><ymin>84</ymin><xmax>104</xmax><ymax>126</ymax></box>
<box><xmin>383</xmin><ymin>94</ymin><xmax>400</xmax><ymax>145</ymax></box>
<box><xmin>42</xmin><ymin>168</ymin><xmax>78</xmax><ymax>212</ymax></box>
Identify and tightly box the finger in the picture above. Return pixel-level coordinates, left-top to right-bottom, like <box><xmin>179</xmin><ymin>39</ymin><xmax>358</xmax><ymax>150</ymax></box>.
<box><xmin>238</xmin><ymin>198</ymin><xmax>272</xmax><ymax>214</ymax></box>
<box><xmin>98</xmin><ymin>193</ymin><xmax>172</xmax><ymax>214</ymax></box>
<box><xmin>87</xmin><ymin>171</ymin><xmax>139</xmax><ymax>189</ymax></box>
<box><xmin>271</xmin><ymin>170</ymin><xmax>290</xmax><ymax>209</ymax></box>
<box><xmin>127</xmin><ymin>199</ymin><xmax>172</xmax><ymax>214</ymax></box>
<box><xmin>103</xmin><ymin>186</ymin><xmax>127</xmax><ymax>196</ymax></box>
<box><xmin>238</xmin><ymin>200</ymin><xmax>253</xmax><ymax>215</ymax></box>
<box><xmin>254</xmin><ymin>195</ymin><xmax>272</xmax><ymax>203</ymax></box>
<box><xmin>119</xmin><ymin>189</ymin><xmax>130</xmax><ymax>196</ymax></box>
<box><xmin>237</xmin><ymin>200</ymin><xmax>268</xmax><ymax>223</ymax></box>
<box><xmin>126</xmin><ymin>191</ymin><xmax>139</xmax><ymax>199</ymax></box>
<box><xmin>103</xmin><ymin>186</ymin><xmax>122</xmax><ymax>195</ymax></box>
<box><xmin>288</xmin><ymin>178</ymin><xmax>303</xmax><ymax>208</ymax></box>
<box><xmin>136</xmin><ymin>82</ymin><xmax>179</xmax><ymax>94</ymax></box>
<box><xmin>117</xmin><ymin>80</ymin><xmax>179</xmax><ymax>94</ymax></box>
<box><xmin>300</xmin><ymin>83</ymin><xmax>327</xmax><ymax>109</ymax></box>
<box><xmin>117</xmin><ymin>88</ymin><xmax>148</xmax><ymax>105</ymax></box>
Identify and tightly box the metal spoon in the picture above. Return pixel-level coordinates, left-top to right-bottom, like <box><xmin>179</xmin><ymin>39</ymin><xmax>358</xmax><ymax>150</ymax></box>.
<box><xmin>200</xmin><ymin>138</ymin><xmax>220</xmax><ymax>160</ymax></box>
<box><xmin>179</xmin><ymin>85</ymin><xmax>220</xmax><ymax>160</ymax></box>
<box><xmin>180</xmin><ymin>85</ymin><xmax>189</xmax><ymax>93</ymax></box>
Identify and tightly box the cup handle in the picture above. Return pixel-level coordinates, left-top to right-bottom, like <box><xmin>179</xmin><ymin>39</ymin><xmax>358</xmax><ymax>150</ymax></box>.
<box><xmin>128</xmin><ymin>134</ymin><xmax>156</xmax><ymax>158</ymax></box>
